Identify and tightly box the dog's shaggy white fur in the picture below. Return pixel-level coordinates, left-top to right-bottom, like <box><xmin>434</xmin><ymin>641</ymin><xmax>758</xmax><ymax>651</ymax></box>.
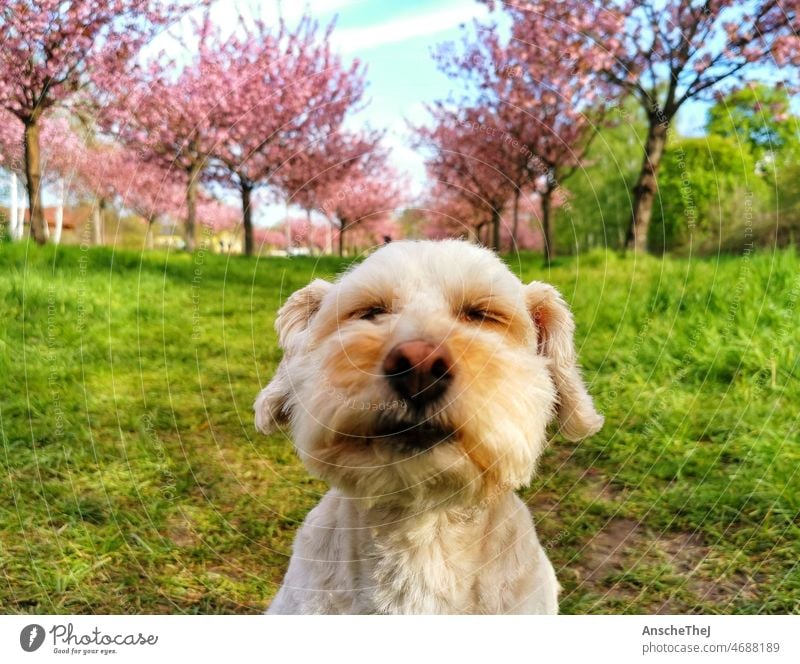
<box><xmin>255</xmin><ymin>240</ymin><xmax>603</xmax><ymax>614</ymax></box>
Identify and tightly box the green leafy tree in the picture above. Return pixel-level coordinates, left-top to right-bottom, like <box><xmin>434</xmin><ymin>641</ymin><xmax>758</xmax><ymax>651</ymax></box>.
<box><xmin>650</xmin><ymin>135</ymin><xmax>769</xmax><ymax>253</ymax></box>
<box><xmin>707</xmin><ymin>83</ymin><xmax>799</xmax><ymax>166</ymax></box>
<box><xmin>773</xmin><ymin>161</ymin><xmax>800</xmax><ymax>246</ymax></box>
<box><xmin>554</xmin><ymin>97</ymin><xmax>647</xmax><ymax>252</ymax></box>
<box><xmin>707</xmin><ymin>84</ymin><xmax>800</xmax><ymax>248</ymax></box>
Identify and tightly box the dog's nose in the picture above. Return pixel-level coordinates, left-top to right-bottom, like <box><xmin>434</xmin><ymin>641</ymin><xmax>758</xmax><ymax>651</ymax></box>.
<box><xmin>383</xmin><ymin>340</ymin><xmax>453</xmax><ymax>405</ymax></box>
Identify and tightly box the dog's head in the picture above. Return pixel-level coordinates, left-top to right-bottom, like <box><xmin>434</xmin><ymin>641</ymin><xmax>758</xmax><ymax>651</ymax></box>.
<box><xmin>255</xmin><ymin>240</ymin><xmax>602</xmax><ymax>509</ymax></box>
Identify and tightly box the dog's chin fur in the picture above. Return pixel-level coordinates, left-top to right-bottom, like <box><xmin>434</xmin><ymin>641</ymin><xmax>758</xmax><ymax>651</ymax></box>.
<box><xmin>255</xmin><ymin>239</ymin><xmax>604</xmax><ymax>613</ymax></box>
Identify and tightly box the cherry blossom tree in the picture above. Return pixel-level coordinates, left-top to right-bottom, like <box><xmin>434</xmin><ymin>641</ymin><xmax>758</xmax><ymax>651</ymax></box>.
<box><xmin>435</xmin><ymin>23</ymin><xmax>605</xmax><ymax>261</ymax></box>
<box><xmin>346</xmin><ymin>214</ymin><xmax>399</xmax><ymax>251</ymax></box>
<box><xmin>253</xmin><ymin>227</ymin><xmax>288</xmax><ymax>252</ymax></box>
<box><xmin>277</xmin><ymin>129</ymin><xmax>385</xmax><ymax>253</ymax></box>
<box><xmin>71</xmin><ymin>142</ymin><xmax>128</xmax><ymax>245</ymax></box>
<box><xmin>99</xmin><ymin>31</ymin><xmax>221</xmax><ymax>251</ymax></box>
<box><xmin>424</xmin><ymin>187</ymin><xmax>543</xmax><ymax>250</ymax></box>
<box><xmin>423</xmin><ymin>175</ymin><xmax>545</xmax><ymax>248</ymax></box>
<box><xmin>0</xmin><ymin>0</ymin><xmax>193</xmax><ymax>244</ymax></box>
<box><xmin>268</xmin><ymin>217</ymin><xmax>334</xmax><ymax>254</ymax></box>
<box><xmin>507</xmin><ymin>193</ymin><xmax>545</xmax><ymax>251</ymax></box>
<box><xmin>415</xmin><ymin>104</ymin><xmax>517</xmax><ymax>251</ymax></box>
<box><xmin>72</xmin><ymin>140</ymin><xmax>232</xmax><ymax>248</ymax></box>
<box><xmin>39</xmin><ymin>117</ymin><xmax>87</xmax><ymax>244</ymax></box>
<box><xmin>204</xmin><ymin>15</ymin><xmax>367</xmax><ymax>256</ymax></box>
<box><xmin>96</xmin><ymin>148</ymin><xmax>187</xmax><ymax>248</ymax></box>
<box><xmin>194</xmin><ymin>197</ymin><xmax>240</xmax><ymax>251</ymax></box>
<box><xmin>318</xmin><ymin>151</ymin><xmax>404</xmax><ymax>256</ymax></box>
<box><xmin>422</xmin><ymin>180</ymin><xmax>496</xmax><ymax>244</ymax></box>
<box><xmin>488</xmin><ymin>0</ymin><xmax>800</xmax><ymax>251</ymax></box>
<box><xmin>1</xmin><ymin>112</ymin><xmax>86</xmax><ymax>242</ymax></box>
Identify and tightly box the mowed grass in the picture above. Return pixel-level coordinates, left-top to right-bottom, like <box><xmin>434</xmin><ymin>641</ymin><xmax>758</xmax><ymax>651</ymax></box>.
<box><xmin>0</xmin><ymin>241</ymin><xmax>798</xmax><ymax>614</ymax></box>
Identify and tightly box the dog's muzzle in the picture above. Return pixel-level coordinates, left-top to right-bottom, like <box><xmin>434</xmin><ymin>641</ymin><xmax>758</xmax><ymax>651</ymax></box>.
<box><xmin>373</xmin><ymin>419</ymin><xmax>455</xmax><ymax>453</ymax></box>
<box><xmin>382</xmin><ymin>339</ymin><xmax>453</xmax><ymax>407</ymax></box>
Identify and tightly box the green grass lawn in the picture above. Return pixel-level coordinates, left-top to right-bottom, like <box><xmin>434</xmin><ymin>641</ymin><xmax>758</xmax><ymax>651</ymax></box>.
<box><xmin>1</xmin><ymin>241</ymin><xmax>798</xmax><ymax>614</ymax></box>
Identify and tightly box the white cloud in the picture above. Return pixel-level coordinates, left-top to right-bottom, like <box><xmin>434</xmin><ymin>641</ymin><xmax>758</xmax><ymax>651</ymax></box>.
<box><xmin>254</xmin><ymin>0</ymin><xmax>368</xmax><ymax>25</ymax></box>
<box><xmin>333</xmin><ymin>3</ymin><xmax>489</xmax><ymax>53</ymax></box>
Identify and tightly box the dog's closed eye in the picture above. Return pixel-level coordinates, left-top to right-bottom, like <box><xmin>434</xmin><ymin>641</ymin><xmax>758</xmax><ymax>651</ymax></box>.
<box><xmin>350</xmin><ymin>305</ymin><xmax>388</xmax><ymax>321</ymax></box>
<box><xmin>460</xmin><ymin>306</ymin><xmax>508</xmax><ymax>325</ymax></box>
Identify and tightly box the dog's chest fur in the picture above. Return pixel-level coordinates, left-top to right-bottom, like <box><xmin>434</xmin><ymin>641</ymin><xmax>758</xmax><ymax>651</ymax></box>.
<box><xmin>268</xmin><ymin>489</ymin><xmax>555</xmax><ymax>614</ymax></box>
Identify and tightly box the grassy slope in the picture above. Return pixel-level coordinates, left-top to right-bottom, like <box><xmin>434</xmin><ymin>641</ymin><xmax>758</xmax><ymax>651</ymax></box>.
<box><xmin>0</xmin><ymin>242</ymin><xmax>797</xmax><ymax>614</ymax></box>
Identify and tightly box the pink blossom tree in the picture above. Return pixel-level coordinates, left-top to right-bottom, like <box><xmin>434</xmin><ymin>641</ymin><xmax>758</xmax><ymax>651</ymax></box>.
<box><xmin>422</xmin><ymin>180</ymin><xmax>496</xmax><ymax>244</ymax></box>
<box><xmin>423</xmin><ymin>184</ymin><xmax>544</xmax><ymax>251</ymax></box>
<box><xmin>204</xmin><ymin>15</ymin><xmax>367</xmax><ymax>256</ymax></box>
<box><xmin>489</xmin><ymin>0</ymin><xmax>800</xmax><ymax>251</ymax></box>
<box><xmin>72</xmin><ymin>142</ymin><xmax>130</xmax><ymax>245</ymax></box>
<box><xmin>73</xmin><ymin>141</ymin><xmax>230</xmax><ymax>248</ymax></box>
<box><xmin>347</xmin><ymin>214</ymin><xmax>399</xmax><ymax>251</ymax></box>
<box><xmin>99</xmin><ymin>36</ymin><xmax>221</xmax><ymax>251</ymax></box>
<box><xmin>39</xmin><ymin>117</ymin><xmax>88</xmax><ymax>244</ymax></box>
<box><xmin>504</xmin><ymin>193</ymin><xmax>544</xmax><ymax>251</ymax></box>
<box><xmin>269</xmin><ymin>217</ymin><xmax>335</xmax><ymax>254</ymax></box>
<box><xmin>0</xmin><ymin>0</ymin><xmax>193</xmax><ymax>244</ymax></box>
<box><xmin>96</xmin><ymin>148</ymin><xmax>187</xmax><ymax>248</ymax></box>
<box><xmin>253</xmin><ymin>227</ymin><xmax>288</xmax><ymax>252</ymax></box>
<box><xmin>436</xmin><ymin>23</ymin><xmax>605</xmax><ymax>261</ymax></box>
<box><xmin>194</xmin><ymin>197</ymin><xmax>240</xmax><ymax>251</ymax></box>
<box><xmin>277</xmin><ymin>129</ymin><xmax>385</xmax><ymax>253</ymax></box>
<box><xmin>1</xmin><ymin>112</ymin><xmax>86</xmax><ymax>242</ymax></box>
<box><xmin>415</xmin><ymin>104</ymin><xmax>518</xmax><ymax>251</ymax></box>
<box><xmin>317</xmin><ymin>149</ymin><xmax>404</xmax><ymax>256</ymax></box>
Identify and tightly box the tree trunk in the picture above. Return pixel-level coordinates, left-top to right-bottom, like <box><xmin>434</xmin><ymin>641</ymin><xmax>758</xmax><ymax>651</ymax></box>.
<box><xmin>15</xmin><ymin>178</ymin><xmax>25</xmax><ymax>239</ymax></box>
<box><xmin>626</xmin><ymin>118</ymin><xmax>669</xmax><ymax>252</ymax></box>
<box><xmin>241</xmin><ymin>181</ymin><xmax>254</xmax><ymax>256</ymax></box>
<box><xmin>17</xmin><ymin>187</ymin><xmax>25</xmax><ymax>240</ymax></box>
<box><xmin>53</xmin><ymin>179</ymin><xmax>64</xmax><ymax>245</ymax></box>
<box><xmin>338</xmin><ymin>222</ymin><xmax>346</xmax><ymax>257</ymax></box>
<box><xmin>469</xmin><ymin>222</ymin><xmax>482</xmax><ymax>244</ymax></box>
<box><xmin>93</xmin><ymin>199</ymin><xmax>104</xmax><ymax>245</ymax></box>
<box><xmin>490</xmin><ymin>207</ymin><xmax>500</xmax><ymax>252</ymax></box>
<box><xmin>511</xmin><ymin>190</ymin><xmax>520</xmax><ymax>251</ymax></box>
<box><xmin>325</xmin><ymin>217</ymin><xmax>333</xmax><ymax>255</ymax></box>
<box><xmin>185</xmin><ymin>161</ymin><xmax>201</xmax><ymax>251</ymax></box>
<box><xmin>306</xmin><ymin>208</ymin><xmax>313</xmax><ymax>254</ymax></box>
<box><xmin>283</xmin><ymin>201</ymin><xmax>292</xmax><ymax>252</ymax></box>
<box><xmin>9</xmin><ymin>171</ymin><xmax>18</xmax><ymax>240</ymax></box>
<box><xmin>542</xmin><ymin>186</ymin><xmax>554</xmax><ymax>265</ymax></box>
<box><xmin>146</xmin><ymin>215</ymin><xmax>156</xmax><ymax>250</ymax></box>
<box><xmin>24</xmin><ymin>120</ymin><xmax>47</xmax><ymax>244</ymax></box>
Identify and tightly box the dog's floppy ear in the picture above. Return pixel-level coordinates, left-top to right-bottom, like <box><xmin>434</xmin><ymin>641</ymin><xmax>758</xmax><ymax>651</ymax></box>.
<box><xmin>255</xmin><ymin>279</ymin><xmax>332</xmax><ymax>433</ymax></box>
<box><xmin>275</xmin><ymin>278</ymin><xmax>332</xmax><ymax>351</ymax></box>
<box><xmin>525</xmin><ymin>281</ymin><xmax>603</xmax><ymax>442</ymax></box>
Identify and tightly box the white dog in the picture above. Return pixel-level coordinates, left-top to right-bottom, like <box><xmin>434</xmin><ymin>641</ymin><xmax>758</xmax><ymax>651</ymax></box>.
<box><xmin>255</xmin><ymin>240</ymin><xmax>603</xmax><ymax>614</ymax></box>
